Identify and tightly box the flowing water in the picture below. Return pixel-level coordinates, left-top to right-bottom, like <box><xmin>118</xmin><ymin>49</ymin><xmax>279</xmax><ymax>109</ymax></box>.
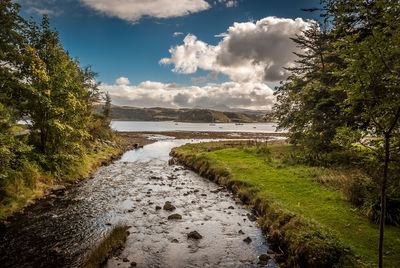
<box><xmin>0</xmin><ymin>136</ymin><xmax>275</xmax><ymax>268</ymax></box>
<box><xmin>111</xmin><ymin>121</ymin><xmax>285</xmax><ymax>134</ymax></box>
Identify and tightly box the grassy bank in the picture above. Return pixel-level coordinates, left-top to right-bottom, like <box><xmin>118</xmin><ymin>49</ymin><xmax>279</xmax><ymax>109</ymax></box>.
<box><xmin>84</xmin><ymin>224</ymin><xmax>129</xmax><ymax>268</ymax></box>
<box><xmin>0</xmin><ymin>137</ymin><xmax>131</xmax><ymax>220</ymax></box>
<box><xmin>171</xmin><ymin>142</ymin><xmax>400</xmax><ymax>267</ymax></box>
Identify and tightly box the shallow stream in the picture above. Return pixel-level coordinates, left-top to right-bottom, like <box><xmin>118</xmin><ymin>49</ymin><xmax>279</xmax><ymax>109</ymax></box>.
<box><xmin>0</xmin><ymin>136</ymin><xmax>275</xmax><ymax>268</ymax></box>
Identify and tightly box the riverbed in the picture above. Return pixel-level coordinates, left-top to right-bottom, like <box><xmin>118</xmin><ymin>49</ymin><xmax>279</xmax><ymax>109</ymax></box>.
<box><xmin>0</xmin><ymin>136</ymin><xmax>275</xmax><ymax>267</ymax></box>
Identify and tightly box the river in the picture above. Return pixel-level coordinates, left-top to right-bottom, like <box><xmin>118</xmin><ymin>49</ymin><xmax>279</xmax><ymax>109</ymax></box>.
<box><xmin>111</xmin><ymin>121</ymin><xmax>284</xmax><ymax>133</ymax></box>
<box><xmin>0</xmin><ymin>136</ymin><xmax>275</xmax><ymax>267</ymax></box>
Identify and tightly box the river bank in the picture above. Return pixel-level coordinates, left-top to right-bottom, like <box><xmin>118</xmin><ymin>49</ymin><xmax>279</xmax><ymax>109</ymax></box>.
<box><xmin>0</xmin><ymin>135</ymin><xmax>278</xmax><ymax>267</ymax></box>
<box><xmin>0</xmin><ymin>134</ymin><xmax>154</xmax><ymax>221</ymax></box>
<box><xmin>170</xmin><ymin>141</ymin><xmax>400</xmax><ymax>267</ymax></box>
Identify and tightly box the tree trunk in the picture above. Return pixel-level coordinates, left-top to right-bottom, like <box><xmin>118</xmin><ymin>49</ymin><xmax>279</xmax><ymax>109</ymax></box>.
<box><xmin>379</xmin><ymin>133</ymin><xmax>390</xmax><ymax>268</ymax></box>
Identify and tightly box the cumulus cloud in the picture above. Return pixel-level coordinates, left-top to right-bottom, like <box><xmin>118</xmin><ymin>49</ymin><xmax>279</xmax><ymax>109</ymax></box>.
<box><xmin>160</xmin><ymin>16</ymin><xmax>312</xmax><ymax>82</ymax></box>
<box><xmin>116</xmin><ymin>76</ymin><xmax>131</xmax><ymax>85</ymax></box>
<box><xmin>79</xmin><ymin>0</ymin><xmax>211</xmax><ymax>22</ymax></box>
<box><xmin>101</xmin><ymin>80</ymin><xmax>275</xmax><ymax>110</ymax></box>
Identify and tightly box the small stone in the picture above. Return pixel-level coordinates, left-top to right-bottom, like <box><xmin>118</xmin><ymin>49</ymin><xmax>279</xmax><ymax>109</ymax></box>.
<box><xmin>228</xmin><ymin>206</ymin><xmax>234</xmax><ymax>209</ymax></box>
<box><xmin>201</xmin><ymin>194</ymin><xmax>207</xmax><ymax>196</ymax></box>
<box><xmin>259</xmin><ymin>254</ymin><xmax>270</xmax><ymax>262</ymax></box>
<box><xmin>168</xmin><ymin>213</ymin><xmax>182</xmax><ymax>220</ymax></box>
<box><xmin>171</xmin><ymin>239</ymin><xmax>179</xmax><ymax>243</ymax></box>
<box><xmin>243</xmin><ymin>237</ymin><xmax>252</xmax><ymax>244</ymax></box>
<box><xmin>238</xmin><ymin>230</ymin><xmax>244</xmax><ymax>235</ymax></box>
<box><xmin>187</xmin><ymin>231</ymin><xmax>203</xmax><ymax>240</ymax></box>
<box><xmin>123</xmin><ymin>257</ymin><xmax>129</xmax><ymax>262</ymax></box>
<box><xmin>163</xmin><ymin>201</ymin><xmax>176</xmax><ymax>211</ymax></box>
<box><xmin>247</xmin><ymin>213</ymin><xmax>257</xmax><ymax>222</ymax></box>
<box><xmin>130</xmin><ymin>262</ymin><xmax>137</xmax><ymax>267</ymax></box>
<box><xmin>105</xmin><ymin>222</ymin><xmax>112</xmax><ymax>226</ymax></box>
<box><xmin>155</xmin><ymin>205</ymin><xmax>162</xmax><ymax>210</ymax></box>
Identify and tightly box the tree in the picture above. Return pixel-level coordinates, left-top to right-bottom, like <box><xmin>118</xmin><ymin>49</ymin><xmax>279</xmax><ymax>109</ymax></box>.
<box><xmin>274</xmin><ymin>21</ymin><xmax>348</xmax><ymax>155</ymax></box>
<box><xmin>102</xmin><ymin>92</ymin><xmax>112</xmax><ymax>122</ymax></box>
<box><xmin>323</xmin><ymin>0</ymin><xmax>400</xmax><ymax>266</ymax></box>
<box><xmin>12</xmin><ymin>16</ymin><xmax>101</xmax><ymax>175</ymax></box>
<box><xmin>0</xmin><ymin>0</ymin><xmax>30</xmax><ymax>180</ymax></box>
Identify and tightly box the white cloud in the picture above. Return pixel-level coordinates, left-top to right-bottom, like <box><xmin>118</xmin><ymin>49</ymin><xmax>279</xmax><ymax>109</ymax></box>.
<box><xmin>101</xmin><ymin>80</ymin><xmax>275</xmax><ymax>110</ymax></box>
<box><xmin>79</xmin><ymin>0</ymin><xmax>211</xmax><ymax>22</ymax></box>
<box><xmin>19</xmin><ymin>0</ymin><xmax>63</xmax><ymax>16</ymax></box>
<box><xmin>217</xmin><ymin>0</ymin><xmax>238</xmax><ymax>8</ymax></box>
<box><xmin>160</xmin><ymin>16</ymin><xmax>312</xmax><ymax>82</ymax></box>
<box><xmin>173</xmin><ymin>32</ymin><xmax>184</xmax><ymax>37</ymax></box>
<box><xmin>116</xmin><ymin>76</ymin><xmax>130</xmax><ymax>85</ymax></box>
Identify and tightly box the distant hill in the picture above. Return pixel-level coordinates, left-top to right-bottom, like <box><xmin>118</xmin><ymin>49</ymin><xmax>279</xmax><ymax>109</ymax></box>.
<box><xmin>107</xmin><ymin>105</ymin><xmax>267</xmax><ymax>123</ymax></box>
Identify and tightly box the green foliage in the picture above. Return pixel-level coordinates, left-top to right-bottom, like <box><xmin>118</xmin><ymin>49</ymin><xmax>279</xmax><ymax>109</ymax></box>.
<box><xmin>274</xmin><ymin>2</ymin><xmax>400</xmax><ymax>265</ymax></box>
<box><xmin>172</xmin><ymin>142</ymin><xmax>400</xmax><ymax>267</ymax></box>
<box><xmin>0</xmin><ymin>1</ymin><xmax>115</xmax><ymax>218</ymax></box>
<box><xmin>274</xmin><ymin>22</ymin><xmax>347</xmax><ymax>153</ymax></box>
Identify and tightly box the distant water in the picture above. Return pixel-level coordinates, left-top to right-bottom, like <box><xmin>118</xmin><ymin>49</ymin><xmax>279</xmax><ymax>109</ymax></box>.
<box><xmin>111</xmin><ymin>120</ymin><xmax>285</xmax><ymax>133</ymax></box>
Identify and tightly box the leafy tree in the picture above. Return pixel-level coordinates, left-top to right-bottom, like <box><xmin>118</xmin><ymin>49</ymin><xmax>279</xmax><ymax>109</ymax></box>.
<box><xmin>13</xmin><ymin>16</ymin><xmax>101</xmax><ymax>175</ymax></box>
<box><xmin>0</xmin><ymin>1</ymin><xmax>31</xmax><ymax>180</ymax></box>
<box><xmin>274</xmin><ymin>21</ymin><xmax>347</xmax><ymax>155</ymax></box>
<box><xmin>102</xmin><ymin>92</ymin><xmax>112</xmax><ymax>122</ymax></box>
<box><xmin>324</xmin><ymin>0</ymin><xmax>400</xmax><ymax>266</ymax></box>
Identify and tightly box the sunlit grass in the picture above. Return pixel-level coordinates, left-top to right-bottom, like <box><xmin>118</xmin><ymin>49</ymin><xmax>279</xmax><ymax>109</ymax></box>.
<box><xmin>172</xmin><ymin>142</ymin><xmax>400</xmax><ymax>267</ymax></box>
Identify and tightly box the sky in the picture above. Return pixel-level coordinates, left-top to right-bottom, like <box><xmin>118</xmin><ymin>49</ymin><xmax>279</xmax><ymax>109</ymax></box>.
<box><xmin>16</xmin><ymin>0</ymin><xmax>322</xmax><ymax>111</ymax></box>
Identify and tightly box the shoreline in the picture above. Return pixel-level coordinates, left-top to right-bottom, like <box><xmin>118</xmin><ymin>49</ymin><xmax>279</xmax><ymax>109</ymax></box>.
<box><xmin>1</xmin><ymin>131</ymin><xmax>284</xmax><ymax>222</ymax></box>
<box><xmin>0</xmin><ymin>133</ymin><xmax>154</xmax><ymax>222</ymax></box>
<box><xmin>170</xmin><ymin>142</ymin><xmax>351</xmax><ymax>267</ymax></box>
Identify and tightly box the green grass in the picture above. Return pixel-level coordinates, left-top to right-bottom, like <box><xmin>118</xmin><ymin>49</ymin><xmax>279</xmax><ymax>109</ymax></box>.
<box><xmin>84</xmin><ymin>224</ymin><xmax>129</xmax><ymax>268</ymax></box>
<box><xmin>171</xmin><ymin>142</ymin><xmax>400</xmax><ymax>267</ymax></box>
<box><xmin>0</xmin><ymin>141</ymin><xmax>124</xmax><ymax>220</ymax></box>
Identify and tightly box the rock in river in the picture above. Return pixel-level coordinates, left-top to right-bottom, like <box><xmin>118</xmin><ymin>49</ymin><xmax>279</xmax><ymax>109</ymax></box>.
<box><xmin>163</xmin><ymin>201</ymin><xmax>176</xmax><ymax>211</ymax></box>
<box><xmin>168</xmin><ymin>214</ymin><xmax>182</xmax><ymax>220</ymax></box>
<box><xmin>243</xmin><ymin>237</ymin><xmax>252</xmax><ymax>244</ymax></box>
<box><xmin>258</xmin><ymin>254</ymin><xmax>271</xmax><ymax>265</ymax></box>
<box><xmin>247</xmin><ymin>213</ymin><xmax>257</xmax><ymax>222</ymax></box>
<box><xmin>187</xmin><ymin>231</ymin><xmax>203</xmax><ymax>240</ymax></box>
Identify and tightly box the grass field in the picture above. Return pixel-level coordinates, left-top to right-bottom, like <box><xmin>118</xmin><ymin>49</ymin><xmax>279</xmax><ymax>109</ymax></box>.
<box><xmin>171</xmin><ymin>142</ymin><xmax>400</xmax><ymax>267</ymax></box>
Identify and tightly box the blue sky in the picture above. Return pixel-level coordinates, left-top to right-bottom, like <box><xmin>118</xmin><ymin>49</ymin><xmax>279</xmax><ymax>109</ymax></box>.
<box><xmin>17</xmin><ymin>0</ymin><xmax>322</xmax><ymax>110</ymax></box>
